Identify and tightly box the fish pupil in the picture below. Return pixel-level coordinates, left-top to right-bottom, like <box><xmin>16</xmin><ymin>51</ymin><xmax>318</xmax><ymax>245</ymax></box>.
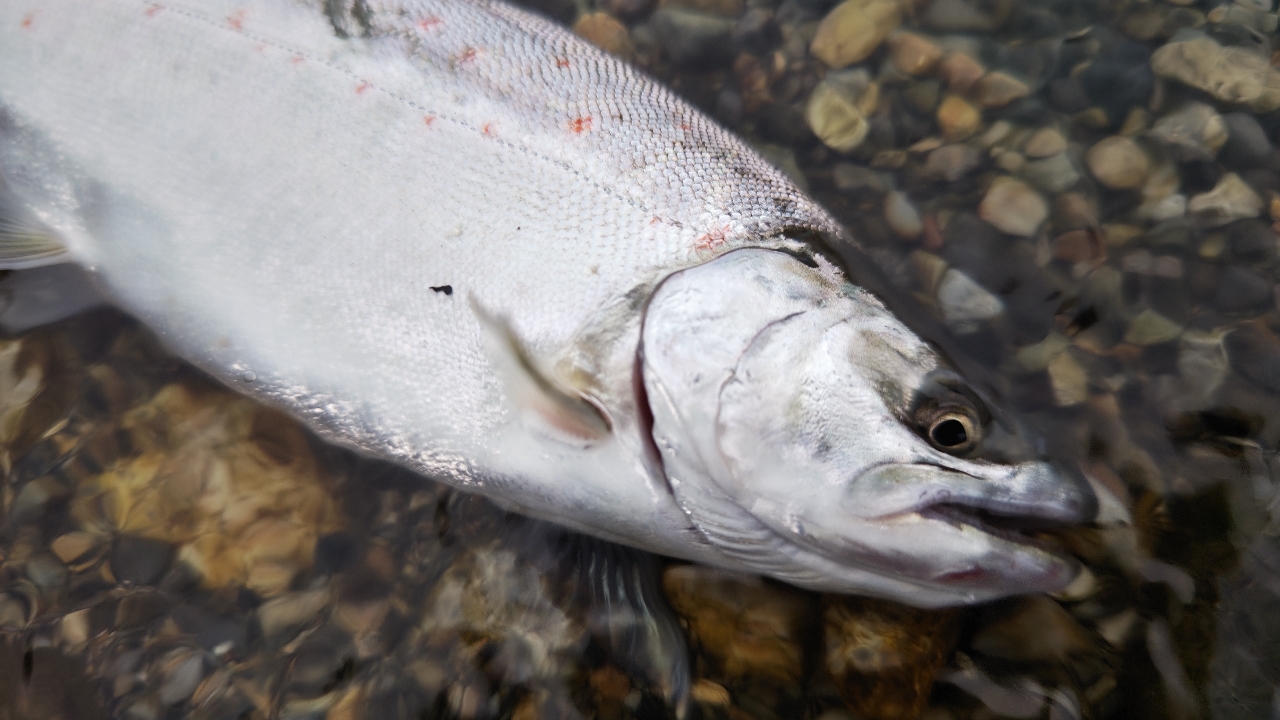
<box><xmin>931</xmin><ymin>419</ymin><xmax>967</xmax><ymax>447</ymax></box>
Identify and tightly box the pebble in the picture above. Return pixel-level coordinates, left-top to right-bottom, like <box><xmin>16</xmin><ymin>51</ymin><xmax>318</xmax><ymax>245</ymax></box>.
<box><xmin>884</xmin><ymin>191</ymin><xmax>923</xmax><ymax>239</ymax></box>
<box><xmin>1220</xmin><ymin>112</ymin><xmax>1272</xmax><ymax>167</ymax></box>
<box><xmin>157</xmin><ymin>648</ymin><xmax>204</xmax><ymax>706</ymax></box>
<box><xmin>1051</xmin><ymin>229</ymin><xmax>1104</xmax><ymax>267</ymax></box>
<box><xmin>887</xmin><ymin>32</ymin><xmax>942</xmax><ymax>76</ymax></box>
<box><xmin>1123</xmin><ymin>309</ymin><xmax>1184</xmax><ymax>346</ymax></box>
<box><xmin>938</xmin><ymin>51</ymin><xmax>985</xmax><ymax>93</ymax></box>
<box><xmin>923</xmin><ymin>0</ymin><xmax>1007</xmax><ymax>32</ymax></box>
<box><xmin>1145</xmin><ymin>193</ymin><xmax>1188</xmax><ymax>222</ymax></box>
<box><xmin>810</xmin><ymin>0</ymin><xmax>902</xmax><ymax>69</ymax></box>
<box><xmin>937</xmin><ymin>268</ymin><xmax>1004</xmax><ymax>333</ymax></box>
<box><xmin>978</xmin><ymin>176</ymin><xmax>1048</xmax><ymax>237</ymax></box>
<box><xmin>1086</xmin><ymin>136</ymin><xmax>1150</xmax><ymax>189</ymax></box>
<box><xmin>1225</xmin><ymin>321</ymin><xmax>1280</xmax><ymax>392</ymax></box>
<box><xmin>1227</xmin><ymin>218</ymin><xmax>1277</xmax><ymax>263</ymax></box>
<box><xmin>657</xmin><ymin>0</ymin><xmax>741</xmax><ymax>15</ymax></box>
<box><xmin>1188</xmin><ymin>173</ymin><xmax>1264</xmax><ymax>226</ymax></box>
<box><xmin>973</xmin><ymin>71</ymin><xmax>1031</xmax><ymax>108</ymax></box>
<box><xmin>1047</xmin><ymin>351</ymin><xmax>1090</xmax><ymax>406</ymax></box>
<box><xmin>1052</xmin><ymin>192</ymin><xmax>1098</xmax><ymax>232</ymax></box>
<box><xmin>1177</xmin><ymin>331</ymin><xmax>1230</xmax><ymax>409</ymax></box>
<box><xmin>924</xmin><ymin>144</ymin><xmax>981</xmax><ymax>181</ymax></box>
<box><xmin>832</xmin><ymin>163</ymin><xmax>887</xmax><ymax>193</ymax></box>
<box><xmin>1023</xmin><ymin>128</ymin><xmax>1067</xmax><ymax>158</ymax></box>
<box><xmin>936</xmin><ymin>95</ymin><xmax>981</xmax><ymax>142</ymax></box>
<box><xmin>111</xmin><ymin>535</ymin><xmax>175</xmax><ymax>586</ymax></box>
<box><xmin>971</xmin><ymin>596</ymin><xmax>1094</xmax><ymax>663</ymax></box>
<box><xmin>572</xmin><ymin>13</ymin><xmax>635</xmax><ymax>59</ymax></box>
<box><xmin>1149</xmin><ymin>102</ymin><xmax>1227</xmax><ymax>161</ymax></box>
<box><xmin>1151</xmin><ymin>36</ymin><xmax>1280</xmax><ymax>112</ymax></box>
<box><xmin>806</xmin><ymin>82</ymin><xmax>870</xmax><ymax>152</ymax></box>
<box><xmin>1212</xmin><ymin>265</ymin><xmax>1272</xmax><ymax>311</ymax></box>
<box><xmin>648</xmin><ymin>9</ymin><xmax>734</xmax><ymax>67</ymax></box>
<box><xmin>1021</xmin><ymin>153</ymin><xmax>1080</xmax><ymax>193</ymax></box>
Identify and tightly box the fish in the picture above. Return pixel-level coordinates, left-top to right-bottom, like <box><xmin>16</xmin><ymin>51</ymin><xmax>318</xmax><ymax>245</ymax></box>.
<box><xmin>0</xmin><ymin>0</ymin><xmax>1095</xmax><ymax>610</ymax></box>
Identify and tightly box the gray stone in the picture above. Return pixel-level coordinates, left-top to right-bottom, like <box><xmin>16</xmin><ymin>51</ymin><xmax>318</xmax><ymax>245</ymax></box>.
<box><xmin>937</xmin><ymin>268</ymin><xmax>1005</xmax><ymax>333</ymax></box>
<box><xmin>1149</xmin><ymin>102</ymin><xmax>1228</xmax><ymax>160</ymax></box>
<box><xmin>1021</xmin><ymin>153</ymin><xmax>1081</xmax><ymax>193</ymax></box>
<box><xmin>832</xmin><ymin>164</ymin><xmax>887</xmax><ymax>193</ymax></box>
<box><xmin>1212</xmin><ymin>266</ymin><xmax>1272</xmax><ymax>311</ymax></box>
<box><xmin>1189</xmin><ymin>173</ymin><xmax>1264</xmax><ymax>226</ymax></box>
<box><xmin>884</xmin><ymin>191</ymin><xmax>923</xmax><ymax>238</ymax></box>
<box><xmin>1151</xmin><ymin>36</ymin><xmax>1280</xmax><ymax>112</ymax></box>
<box><xmin>1221</xmin><ymin>112</ymin><xmax>1273</xmax><ymax>167</ymax></box>
<box><xmin>648</xmin><ymin>9</ymin><xmax>735</xmax><ymax>68</ymax></box>
<box><xmin>924</xmin><ymin>144</ymin><xmax>981</xmax><ymax>181</ymax></box>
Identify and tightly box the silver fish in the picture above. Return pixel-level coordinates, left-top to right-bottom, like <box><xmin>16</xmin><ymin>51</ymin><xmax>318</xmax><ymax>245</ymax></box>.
<box><xmin>0</xmin><ymin>0</ymin><xmax>1094</xmax><ymax>607</ymax></box>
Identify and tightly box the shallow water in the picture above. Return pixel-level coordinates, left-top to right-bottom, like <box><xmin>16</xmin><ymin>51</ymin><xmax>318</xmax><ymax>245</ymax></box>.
<box><xmin>4</xmin><ymin>0</ymin><xmax>1280</xmax><ymax>718</ymax></box>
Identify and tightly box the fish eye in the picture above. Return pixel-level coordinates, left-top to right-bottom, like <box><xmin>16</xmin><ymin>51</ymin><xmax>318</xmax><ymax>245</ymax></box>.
<box><xmin>928</xmin><ymin>412</ymin><xmax>977</xmax><ymax>452</ymax></box>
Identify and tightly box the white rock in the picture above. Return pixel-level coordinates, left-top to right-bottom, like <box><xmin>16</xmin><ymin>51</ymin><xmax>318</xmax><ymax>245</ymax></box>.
<box><xmin>937</xmin><ymin>268</ymin><xmax>1004</xmax><ymax>333</ymax></box>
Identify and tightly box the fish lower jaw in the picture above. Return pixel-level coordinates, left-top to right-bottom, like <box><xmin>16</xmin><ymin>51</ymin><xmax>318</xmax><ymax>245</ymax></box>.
<box><xmin>916</xmin><ymin>503</ymin><xmax>1072</xmax><ymax>558</ymax></box>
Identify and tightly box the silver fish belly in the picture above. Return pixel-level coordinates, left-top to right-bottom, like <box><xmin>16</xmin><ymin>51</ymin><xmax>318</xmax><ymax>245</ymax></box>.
<box><xmin>0</xmin><ymin>0</ymin><xmax>1094</xmax><ymax>606</ymax></box>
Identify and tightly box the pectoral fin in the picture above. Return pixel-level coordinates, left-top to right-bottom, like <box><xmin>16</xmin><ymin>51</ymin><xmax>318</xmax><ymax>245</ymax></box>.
<box><xmin>0</xmin><ymin>187</ymin><xmax>67</xmax><ymax>270</ymax></box>
<box><xmin>471</xmin><ymin>298</ymin><xmax>611</xmax><ymax>443</ymax></box>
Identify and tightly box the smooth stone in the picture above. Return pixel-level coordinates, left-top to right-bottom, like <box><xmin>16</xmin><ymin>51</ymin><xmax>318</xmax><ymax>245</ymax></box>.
<box><xmin>1023</xmin><ymin>127</ymin><xmax>1067</xmax><ymax>158</ymax></box>
<box><xmin>573</xmin><ymin>13</ymin><xmax>635</xmax><ymax>59</ymax></box>
<box><xmin>884</xmin><ymin>191</ymin><xmax>923</xmax><ymax>239</ymax></box>
<box><xmin>1078</xmin><ymin>41</ymin><xmax>1155</xmax><ymax>121</ymax></box>
<box><xmin>1225</xmin><ymin>321</ymin><xmax>1280</xmax><ymax>391</ymax></box>
<box><xmin>1188</xmin><ymin>173</ymin><xmax>1264</xmax><ymax>226</ymax></box>
<box><xmin>111</xmin><ymin>535</ymin><xmax>175</xmax><ymax>586</ymax></box>
<box><xmin>1051</xmin><ymin>229</ymin><xmax>1103</xmax><ymax>266</ymax></box>
<box><xmin>1021</xmin><ymin>153</ymin><xmax>1080</xmax><ymax>193</ymax></box>
<box><xmin>922</xmin><ymin>0</ymin><xmax>1011</xmax><ymax>32</ymax></box>
<box><xmin>648</xmin><ymin>9</ymin><xmax>734</xmax><ymax>68</ymax></box>
<box><xmin>978</xmin><ymin>176</ymin><xmax>1048</xmax><ymax>237</ymax></box>
<box><xmin>1212</xmin><ymin>266</ymin><xmax>1272</xmax><ymax>311</ymax></box>
<box><xmin>936</xmin><ymin>94</ymin><xmax>981</xmax><ymax>142</ymax></box>
<box><xmin>1151</xmin><ymin>37</ymin><xmax>1280</xmax><ymax>112</ymax></box>
<box><xmin>924</xmin><ymin>144</ymin><xmax>982</xmax><ymax>181</ymax></box>
<box><xmin>810</xmin><ymin>0</ymin><xmax>902</xmax><ymax>69</ymax></box>
<box><xmin>888</xmin><ymin>32</ymin><xmax>942</xmax><ymax>76</ymax></box>
<box><xmin>1145</xmin><ymin>193</ymin><xmax>1188</xmax><ymax>222</ymax></box>
<box><xmin>1124</xmin><ymin>309</ymin><xmax>1184</xmax><ymax>346</ymax></box>
<box><xmin>602</xmin><ymin>0</ymin><xmax>656</xmax><ymax>19</ymax></box>
<box><xmin>832</xmin><ymin>163</ymin><xmax>887</xmax><ymax>193</ymax></box>
<box><xmin>1227</xmin><ymin>218</ymin><xmax>1278</xmax><ymax>263</ymax></box>
<box><xmin>995</xmin><ymin>149</ymin><xmax>1025</xmax><ymax>173</ymax></box>
<box><xmin>973</xmin><ymin>71</ymin><xmax>1031</xmax><ymax>108</ymax></box>
<box><xmin>1149</xmin><ymin>102</ymin><xmax>1227</xmax><ymax>160</ymax></box>
<box><xmin>1047</xmin><ymin>350</ymin><xmax>1089</xmax><ymax>406</ymax></box>
<box><xmin>1052</xmin><ymin>192</ymin><xmax>1098</xmax><ymax>232</ymax></box>
<box><xmin>806</xmin><ymin>82</ymin><xmax>870</xmax><ymax>152</ymax></box>
<box><xmin>1177</xmin><ymin>329</ymin><xmax>1230</xmax><ymax>409</ymax></box>
<box><xmin>1221</xmin><ymin>112</ymin><xmax>1273</xmax><ymax>167</ymax></box>
<box><xmin>937</xmin><ymin>268</ymin><xmax>1005</xmax><ymax>333</ymax></box>
<box><xmin>158</xmin><ymin>649</ymin><xmax>205</xmax><ymax>706</ymax></box>
<box><xmin>938</xmin><ymin>51</ymin><xmax>985</xmax><ymax>93</ymax></box>
<box><xmin>1086</xmin><ymin>136</ymin><xmax>1150</xmax><ymax>189</ymax></box>
<box><xmin>1012</xmin><ymin>332</ymin><xmax>1069</xmax><ymax>373</ymax></box>
<box><xmin>972</xmin><ymin>596</ymin><xmax>1094</xmax><ymax>662</ymax></box>
<box><xmin>657</xmin><ymin>0</ymin><xmax>741</xmax><ymax>15</ymax></box>
<box><xmin>731</xmin><ymin>9</ymin><xmax>778</xmax><ymax>54</ymax></box>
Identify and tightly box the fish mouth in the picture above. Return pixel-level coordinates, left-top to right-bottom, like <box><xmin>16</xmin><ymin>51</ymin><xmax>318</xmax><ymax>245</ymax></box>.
<box><xmin>917</xmin><ymin>502</ymin><xmax>1070</xmax><ymax>556</ymax></box>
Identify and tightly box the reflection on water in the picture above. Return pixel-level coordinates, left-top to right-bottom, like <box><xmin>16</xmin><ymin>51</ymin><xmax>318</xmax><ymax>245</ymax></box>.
<box><xmin>4</xmin><ymin>0</ymin><xmax>1280</xmax><ymax>717</ymax></box>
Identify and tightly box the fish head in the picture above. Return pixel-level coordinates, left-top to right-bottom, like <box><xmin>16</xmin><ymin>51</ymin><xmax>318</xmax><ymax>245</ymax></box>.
<box><xmin>642</xmin><ymin>248</ymin><xmax>1095</xmax><ymax>606</ymax></box>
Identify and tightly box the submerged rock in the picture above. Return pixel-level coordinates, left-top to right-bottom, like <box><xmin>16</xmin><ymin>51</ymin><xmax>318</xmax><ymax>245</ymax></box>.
<box><xmin>1151</xmin><ymin>36</ymin><xmax>1280</xmax><ymax>112</ymax></box>
<box><xmin>978</xmin><ymin>176</ymin><xmax>1048</xmax><ymax>237</ymax></box>
<box><xmin>810</xmin><ymin>0</ymin><xmax>901</xmax><ymax>69</ymax></box>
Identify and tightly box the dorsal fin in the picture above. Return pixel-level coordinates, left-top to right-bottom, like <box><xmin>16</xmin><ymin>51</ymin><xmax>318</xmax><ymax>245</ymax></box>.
<box><xmin>471</xmin><ymin>298</ymin><xmax>612</xmax><ymax>444</ymax></box>
<box><xmin>0</xmin><ymin>182</ymin><xmax>67</xmax><ymax>269</ymax></box>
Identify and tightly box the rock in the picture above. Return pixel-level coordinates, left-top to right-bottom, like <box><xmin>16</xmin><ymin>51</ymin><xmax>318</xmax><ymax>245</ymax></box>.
<box><xmin>573</xmin><ymin>13</ymin><xmax>634</xmax><ymax>59</ymax></box>
<box><xmin>602</xmin><ymin>0</ymin><xmax>656</xmax><ymax>19</ymax></box>
<box><xmin>995</xmin><ymin>149</ymin><xmax>1024</xmax><ymax>173</ymax></box>
<box><xmin>1079</xmin><ymin>41</ymin><xmax>1154</xmax><ymax>122</ymax></box>
<box><xmin>884</xmin><ymin>191</ymin><xmax>923</xmax><ymax>239</ymax></box>
<box><xmin>937</xmin><ymin>268</ymin><xmax>1004</xmax><ymax>333</ymax></box>
<box><xmin>1144</xmin><ymin>193</ymin><xmax>1188</xmax><ymax>222</ymax></box>
<box><xmin>1151</xmin><ymin>36</ymin><xmax>1280</xmax><ymax>112</ymax></box>
<box><xmin>1225</xmin><ymin>321</ymin><xmax>1280</xmax><ymax>392</ymax></box>
<box><xmin>832</xmin><ymin>163</ymin><xmax>887</xmax><ymax>193</ymax></box>
<box><xmin>938</xmin><ymin>51</ymin><xmax>985</xmax><ymax>93</ymax></box>
<box><xmin>1052</xmin><ymin>192</ymin><xmax>1098</xmax><ymax>232</ymax></box>
<box><xmin>806</xmin><ymin>81</ymin><xmax>870</xmax><ymax>152</ymax></box>
<box><xmin>658</xmin><ymin>0</ymin><xmax>741</xmax><ymax>15</ymax></box>
<box><xmin>971</xmin><ymin>596</ymin><xmax>1094</xmax><ymax>662</ymax></box>
<box><xmin>1051</xmin><ymin>229</ymin><xmax>1104</xmax><ymax>267</ymax></box>
<box><xmin>924</xmin><ymin>144</ymin><xmax>981</xmax><ymax>181</ymax></box>
<box><xmin>1212</xmin><ymin>266</ymin><xmax>1272</xmax><ymax>311</ymax></box>
<box><xmin>1149</xmin><ymin>102</ymin><xmax>1227</xmax><ymax>160</ymax></box>
<box><xmin>923</xmin><ymin>0</ymin><xmax>1011</xmax><ymax>32</ymax></box>
<box><xmin>1221</xmin><ymin>112</ymin><xmax>1272</xmax><ymax>167</ymax></box>
<box><xmin>1023</xmin><ymin>128</ymin><xmax>1067</xmax><ymax>158</ymax></box>
<box><xmin>1086</xmin><ymin>136</ymin><xmax>1150</xmax><ymax>189</ymax></box>
<box><xmin>257</xmin><ymin>589</ymin><xmax>331</xmax><ymax>645</ymax></box>
<box><xmin>1188</xmin><ymin>173</ymin><xmax>1264</xmax><ymax>226</ymax></box>
<box><xmin>887</xmin><ymin>32</ymin><xmax>942</xmax><ymax>76</ymax></box>
<box><xmin>663</xmin><ymin>565</ymin><xmax>814</xmax><ymax>684</ymax></box>
<box><xmin>731</xmin><ymin>9</ymin><xmax>778</xmax><ymax>55</ymax></box>
<box><xmin>902</xmin><ymin>79</ymin><xmax>941</xmax><ymax>114</ymax></box>
<box><xmin>158</xmin><ymin>648</ymin><xmax>205</xmax><ymax>705</ymax></box>
<box><xmin>1021</xmin><ymin>153</ymin><xmax>1080</xmax><ymax>193</ymax></box>
<box><xmin>973</xmin><ymin>71</ymin><xmax>1031</xmax><ymax>108</ymax></box>
<box><xmin>1012</xmin><ymin>332</ymin><xmax>1069</xmax><ymax>373</ymax></box>
<box><xmin>810</xmin><ymin>0</ymin><xmax>902</xmax><ymax>69</ymax></box>
<box><xmin>1047</xmin><ymin>350</ymin><xmax>1089</xmax><ymax>405</ymax></box>
<box><xmin>1178</xmin><ymin>329</ymin><xmax>1230</xmax><ymax>409</ymax></box>
<box><xmin>1123</xmin><ymin>309</ymin><xmax>1183</xmax><ymax>346</ymax></box>
<box><xmin>111</xmin><ymin>535</ymin><xmax>175</xmax><ymax>586</ymax></box>
<box><xmin>936</xmin><ymin>95</ymin><xmax>981</xmax><ymax>142</ymax></box>
<box><xmin>648</xmin><ymin>9</ymin><xmax>735</xmax><ymax>68</ymax></box>
<box><xmin>1227</xmin><ymin>218</ymin><xmax>1278</xmax><ymax>263</ymax></box>
<box><xmin>824</xmin><ymin>596</ymin><xmax>959</xmax><ymax>720</ymax></box>
<box><xmin>978</xmin><ymin>176</ymin><xmax>1048</xmax><ymax>237</ymax></box>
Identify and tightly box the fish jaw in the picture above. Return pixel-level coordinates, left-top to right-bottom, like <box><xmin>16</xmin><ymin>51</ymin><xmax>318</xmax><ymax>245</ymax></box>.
<box><xmin>644</xmin><ymin>248</ymin><xmax>1094</xmax><ymax>605</ymax></box>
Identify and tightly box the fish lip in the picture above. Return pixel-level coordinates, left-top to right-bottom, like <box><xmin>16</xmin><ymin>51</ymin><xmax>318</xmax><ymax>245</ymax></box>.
<box><xmin>914</xmin><ymin>503</ymin><xmax>1067</xmax><ymax>556</ymax></box>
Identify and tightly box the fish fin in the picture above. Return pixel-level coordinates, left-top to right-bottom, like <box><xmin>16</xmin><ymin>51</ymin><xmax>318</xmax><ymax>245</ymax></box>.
<box><xmin>566</xmin><ymin>535</ymin><xmax>691</xmax><ymax>718</ymax></box>
<box><xmin>0</xmin><ymin>183</ymin><xmax>68</xmax><ymax>269</ymax></box>
<box><xmin>0</xmin><ymin>264</ymin><xmax>106</xmax><ymax>335</ymax></box>
<box><xmin>470</xmin><ymin>297</ymin><xmax>612</xmax><ymax>443</ymax></box>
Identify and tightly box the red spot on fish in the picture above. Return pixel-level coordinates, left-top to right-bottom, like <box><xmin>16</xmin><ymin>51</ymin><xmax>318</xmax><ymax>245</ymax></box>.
<box><xmin>694</xmin><ymin>225</ymin><xmax>731</xmax><ymax>252</ymax></box>
<box><xmin>355</xmin><ymin>83</ymin><xmax>370</xmax><ymax>95</ymax></box>
<box><xmin>228</xmin><ymin>9</ymin><xmax>246</xmax><ymax>30</ymax></box>
<box><xmin>423</xmin><ymin>115</ymin><xmax>436</xmax><ymax>127</ymax></box>
<box><xmin>20</xmin><ymin>13</ymin><xmax>35</xmax><ymax>29</ymax></box>
<box><xmin>290</xmin><ymin>55</ymin><xmax>304</xmax><ymax>64</ymax></box>
<box><xmin>458</xmin><ymin>47</ymin><xmax>478</xmax><ymax>64</ymax></box>
<box><xmin>650</xmin><ymin>216</ymin><xmax>662</xmax><ymax>225</ymax></box>
<box><xmin>482</xmin><ymin>122</ymin><xmax>495</xmax><ymax>136</ymax></box>
<box><xmin>418</xmin><ymin>15</ymin><xmax>443</xmax><ymax>30</ymax></box>
<box><xmin>555</xmin><ymin>57</ymin><xmax>570</xmax><ymax>68</ymax></box>
<box><xmin>254</xmin><ymin>43</ymin><xmax>267</xmax><ymax>53</ymax></box>
<box><xmin>145</xmin><ymin>4</ymin><xmax>164</xmax><ymax>17</ymax></box>
<box><xmin>569</xmin><ymin>116</ymin><xmax>592</xmax><ymax>134</ymax></box>
<box><xmin>679</xmin><ymin>122</ymin><xmax>691</xmax><ymax>131</ymax></box>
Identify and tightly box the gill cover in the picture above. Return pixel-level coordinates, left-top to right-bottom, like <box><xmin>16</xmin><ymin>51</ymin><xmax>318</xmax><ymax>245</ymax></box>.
<box><xmin>641</xmin><ymin>249</ymin><xmax>1094</xmax><ymax>606</ymax></box>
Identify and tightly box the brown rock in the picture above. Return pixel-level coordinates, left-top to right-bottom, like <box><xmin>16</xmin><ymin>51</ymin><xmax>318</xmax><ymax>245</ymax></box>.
<box><xmin>807</xmin><ymin>82</ymin><xmax>871</xmax><ymax>152</ymax></box>
<box><xmin>936</xmin><ymin>95</ymin><xmax>981</xmax><ymax>142</ymax></box>
<box><xmin>971</xmin><ymin>596</ymin><xmax>1095</xmax><ymax>663</ymax></box>
<box><xmin>973</xmin><ymin>71</ymin><xmax>1030</xmax><ymax>108</ymax></box>
<box><xmin>573</xmin><ymin>13</ymin><xmax>634</xmax><ymax>59</ymax></box>
<box><xmin>1023</xmin><ymin>127</ymin><xmax>1067</xmax><ymax>158</ymax></box>
<box><xmin>1052</xmin><ymin>192</ymin><xmax>1098</xmax><ymax>232</ymax></box>
<box><xmin>978</xmin><ymin>176</ymin><xmax>1047</xmax><ymax>237</ymax></box>
<box><xmin>1151</xmin><ymin>37</ymin><xmax>1280</xmax><ymax>112</ymax></box>
<box><xmin>824</xmin><ymin>596</ymin><xmax>960</xmax><ymax>720</ymax></box>
<box><xmin>1051</xmin><ymin>229</ymin><xmax>1105</xmax><ymax>267</ymax></box>
<box><xmin>658</xmin><ymin>0</ymin><xmax>742</xmax><ymax>15</ymax></box>
<box><xmin>811</xmin><ymin>0</ymin><xmax>902</xmax><ymax>69</ymax></box>
<box><xmin>1188</xmin><ymin>172</ymin><xmax>1264</xmax><ymax>225</ymax></box>
<box><xmin>733</xmin><ymin>54</ymin><xmax>773</xmax><ymax>114</ymax></box>
<box><xmin>938</xmin><ymin>51</ymin><xmax>985</xmax><ymax>93</ymax></box>
<box><xmin>887</xmin><ymin>32</ymin><xmax>942</xmax><ymax>76</ymax></box>
<box><xmin>1086</xmin><ymin>136</ymin><xmax>1149</xmax><ymax>189</ymax></box>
